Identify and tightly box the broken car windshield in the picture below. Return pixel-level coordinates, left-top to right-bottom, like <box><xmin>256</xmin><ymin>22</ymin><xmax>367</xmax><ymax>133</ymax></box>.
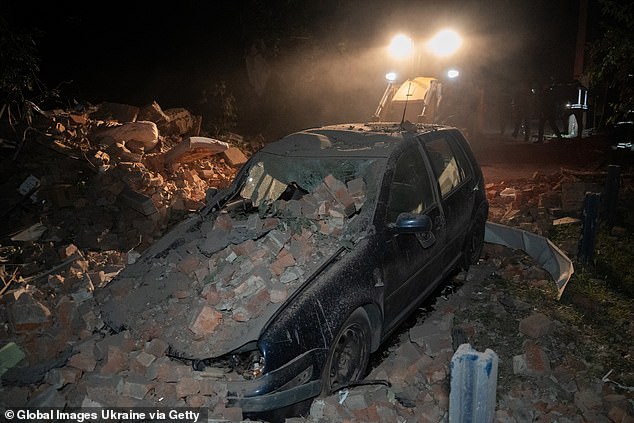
<box><xmin>239</xmin><ymin>153</ymin><xmax>384</xmax><ymax>211</ymax></box>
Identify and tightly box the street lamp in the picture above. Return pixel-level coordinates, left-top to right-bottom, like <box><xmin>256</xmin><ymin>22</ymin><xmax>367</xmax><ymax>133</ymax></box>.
<box><xmin>426</xmin><ymin>29</ymin><xmax>463</xmax><ymax>58</ymax></box>
<box><xmin>388</xmin><ymin>34</ymin><xmax>414</xmax><ymax>60</ymax></box>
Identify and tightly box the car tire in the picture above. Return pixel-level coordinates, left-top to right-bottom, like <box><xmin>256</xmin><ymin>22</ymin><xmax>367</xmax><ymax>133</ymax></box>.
<box><xmin>462</xmin><ymin>205</ymin><xmax>487</xmax><ymax>270</ymax></box>
<box><xmin>321</xmin><ymin>307</ymin><xmax>371</xmax><ymax>395</ymax></box>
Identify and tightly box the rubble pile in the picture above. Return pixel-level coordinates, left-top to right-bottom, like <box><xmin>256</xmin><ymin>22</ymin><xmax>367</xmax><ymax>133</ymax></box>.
<box><xmin>0</xmin><ymin>100</ymin><xmax>253</xmax><ymax>409</ymax></box>
<box><xmin>97</xmin><ymin>172</ymin><xmax>368</xmax><ymax>361</ymax></box>
<box><xmin>1</xmin><ymin>115</ymin><xmax>633</xmax><ymax>423</ymax></box>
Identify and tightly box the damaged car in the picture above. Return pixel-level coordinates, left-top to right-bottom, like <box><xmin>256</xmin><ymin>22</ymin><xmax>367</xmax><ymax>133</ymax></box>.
<box><xmin>97</xmin><ymin>122</ymin><xmax>488</xmax><ymax>417</ymax></box>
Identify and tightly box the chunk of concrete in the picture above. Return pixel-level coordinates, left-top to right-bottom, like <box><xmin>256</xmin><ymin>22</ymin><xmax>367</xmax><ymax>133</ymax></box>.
<box><xmin>164</xmin><ymin>136</ymin><xmax>229</xmax><ymax>165</ymax></box>
<box><xmin>449</xmin><ymin>343</ymin><xmax>498</xmax><ymax>423</ymax></box>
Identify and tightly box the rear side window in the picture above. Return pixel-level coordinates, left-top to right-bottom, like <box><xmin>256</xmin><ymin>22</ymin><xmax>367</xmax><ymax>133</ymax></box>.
<box><xmin>386</xmin><ymin>145</ymin><xmax>434</xmax><ymax>222</ymax></box>
<box><xmin>423</xmin><ymin>136</ymin><xmax>466</xmax><ymax>197</ymax></box>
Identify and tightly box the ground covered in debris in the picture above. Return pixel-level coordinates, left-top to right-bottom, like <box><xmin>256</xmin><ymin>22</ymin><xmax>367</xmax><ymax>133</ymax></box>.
<box><xmin>1</xmin><ymin>103</ymin><xmax>633</xmax><ymax>422</ymax></box>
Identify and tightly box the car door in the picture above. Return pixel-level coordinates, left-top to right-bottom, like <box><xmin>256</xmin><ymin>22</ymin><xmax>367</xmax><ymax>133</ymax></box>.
<box><xmin>381</xmin><ymin>142</ymin><xmax>447</xmax><ymax>332</ymax></box>
<box><xmin>419</xmin><ymin>131</ymin><xmax>476</xmax><ymax>264</ymax></box>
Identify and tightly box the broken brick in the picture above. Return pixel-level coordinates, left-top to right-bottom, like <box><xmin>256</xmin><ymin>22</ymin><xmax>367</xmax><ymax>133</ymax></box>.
<box><xmin>100</xmin><ymin>345</ymin><xmax>129</xmax><ymax>375</ymax></box>
<box><xmin>130</xmin><ymin>351</ymin><xmax>156</xmax><ymax>375</ymax></box>
<box><xmin>270</xmin><ymin>249</ymin><xmax>296</xmax><ymax>276</ymax></box>
<box><xmin>175</xmin><ymin>377</ymin><xmax>201</xmax><ymax>398</ymax></box>
<box><xmin>222</xmin><ymin>147</ymin><xmax>248</xmax><ymax>167</ymax></box>
<box><xmin>144</xmin><ymin>338</ymin><xmax>169</xmax><ymax>357</ymax></box>
<box><xmin>117</xmin><ymin>375</ymin><xmax>152</xmax><ymax>400</ymax></box>
<box><xmin>9</xmin><ymin>293</ymin><xmax>53</xmax><ymax>332</ymax></box>
<box><xmin>177</xmin><ymin>254</ymin><xmax>201</xmax><ymax>276</ymax></box>
<box><xmin>188</xmin><ymin>305</ymin><xmax>222</xmax><ymax>337</ymax></box>
<box><xmin>519</xmin><ymin>313</ymin><xmax>553</xmax><ymax>338</ymax></box>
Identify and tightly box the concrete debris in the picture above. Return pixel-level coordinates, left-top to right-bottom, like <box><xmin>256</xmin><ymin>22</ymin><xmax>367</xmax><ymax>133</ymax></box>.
<box><xmin>97</xmin><ymin>171</ymin><xmax>366</xmax><ymax>360</ymax></box>
<box><xmin>449</xmin><ymin>344</ymin><xmax>498</xmax><ymax>423</ymax></box>
<box><xmin>164</xmin><ymin>136</ymin><xmax>230</xmax><ymax>166</ymax></box>
<box><xmin>1</xmin><ymin>101</ymin><xmax>632</xmax><ymax>422</ymax></box>
<box><xmin>90</xmin><ymin>121</ymin><xmax>159</xmax><ymax>154</ymax></box>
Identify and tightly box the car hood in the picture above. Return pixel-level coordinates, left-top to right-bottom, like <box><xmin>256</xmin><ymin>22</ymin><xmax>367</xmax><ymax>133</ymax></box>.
<box><xmin>97</xmin><ymin>174</ymin><xmax>374</xmax><ymax>359</ymax></box>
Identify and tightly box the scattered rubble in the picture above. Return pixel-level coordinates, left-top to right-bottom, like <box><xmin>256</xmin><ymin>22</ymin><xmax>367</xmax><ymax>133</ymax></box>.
<box><xmin>1</xmin><ymin>106</ymin><xmax>633</xmax><ymax>423</ymax></box>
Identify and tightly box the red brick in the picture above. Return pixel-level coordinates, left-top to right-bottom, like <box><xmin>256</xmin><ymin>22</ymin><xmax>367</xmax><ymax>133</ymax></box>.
<box><xmin>524</xmin><ymin>341</ymin><xmax>551</xmax><ymax>376</ymax></box>
<box><xmin>269</xmin><ymin>283</ymin><xmax>288</xmax><ymax>304</ymax></box>
<box><xmin>130</xmin><ymin>351</ymin><xmax>156</xmax><ymax>375</ymax></box>
<box><xmin>69</xmin><ymin>343</ymin><xmax>97</xmax><ymax>372</ymax></box>
<box><xmin>188</xmin><ymin>305</ymin><xmax>222</xmax><ymax>337</ymax></box>
<box><xmin>232</xmin><ymin>307</ymin><xmax>251</xmax><ymax>322</ymax></box>
<box><xmin>245</xmin><ymin>288</ymin><xmax>270</xmax><ymax>317</ymax></box>
<box><xmin>186</xmin><ymin>395</ymin><xmax>211</xmax><ymax>408</ymax></box>
<box><xmin>117</xmin><ymin>375</ymin><xmax>152</xmax><ymax>400</ymax></box>
<box><xmin>519</xmin><ymin>313</ymin><xmax>553</xmax><ymax>338</ymax></box>
<box><xmin>100</xmin><ymin>345</ymin><xmax>129</xmax><ymax>375</ymax></box>
<box><xmin>144</xmin><ymin>338</ymin><xmax>169</xmax><ymax>357</ymax></box>
<box><xmin>213</xmin><ymin>406</ymin><xmax>243</xmax><ymax>422</ymax></box>
<box><xmin>175</xmin><ymin>377</ymin><xmax>201</xmax><ymax>398</ymax></box>
<box><xmin>213</xmin><ymin>214</ymin><xmax>234</xmax><ymax>232</ymax></box>
<box><xmin>201</xmin><ymin>284</ymin><xmax>220</xmax><ymax>305</ymax></box>
<box><xmin>45</xmin><ymin>367</ymin><xmax>82</xmax><ymax>388</ymax></box>
<box><xmin>10</xmin><ymin>293</ymin><xmax>53</xmax><ymax>332</ymax></box>
<box><xmin>270</xmin><ymin>249</ymin><xmax>296</xmax><ymax>276</ymax></box>
<box><xmin>177</xmin><ymin>254</ymin><xmax>201</xmax><ymax>276</ymax></box>
<box><xmin>222</xmin><ymin>147</ymin><xmax>248</xmax><ymax>167</ymax></box>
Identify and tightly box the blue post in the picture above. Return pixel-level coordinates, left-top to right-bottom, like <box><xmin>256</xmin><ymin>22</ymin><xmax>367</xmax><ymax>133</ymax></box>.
<box><xmin>449</xmin><ymin>343</ymin><xmax>499</xmax><ymax>423</ymax></box>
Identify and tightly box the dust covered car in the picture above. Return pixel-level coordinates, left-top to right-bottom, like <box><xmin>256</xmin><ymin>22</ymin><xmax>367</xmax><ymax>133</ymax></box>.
<box><xmin>97</xmin><ymin>122</ymin><xmax>488</xmax><ymax>416</ymax></box>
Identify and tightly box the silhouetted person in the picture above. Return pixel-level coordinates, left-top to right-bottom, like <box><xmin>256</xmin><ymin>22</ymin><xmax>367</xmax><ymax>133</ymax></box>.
<box><xmin>537</xmin><ymin>84</ymin><xmax>562</xmax><ymax>143</ymax></box>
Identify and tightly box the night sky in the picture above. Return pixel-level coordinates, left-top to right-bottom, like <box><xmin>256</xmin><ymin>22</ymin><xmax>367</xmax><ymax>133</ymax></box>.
<box><xmin>2</xmin><ymin>0</ymin><xmax>595</xmax><ymax>138</ymax></box>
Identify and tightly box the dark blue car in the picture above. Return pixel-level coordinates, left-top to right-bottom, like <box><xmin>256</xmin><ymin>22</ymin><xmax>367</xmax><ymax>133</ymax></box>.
<box><xmin>98</xmin><ymin>122</ymin><xmax>488</xmax><ymax>419</ymax></box>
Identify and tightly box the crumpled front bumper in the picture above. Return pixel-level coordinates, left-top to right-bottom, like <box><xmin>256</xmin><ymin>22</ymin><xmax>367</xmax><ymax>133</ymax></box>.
<box><xmin>225</xmin><ymin>348</ymin><xmax>325</xmax><ymax>413</ymax></box>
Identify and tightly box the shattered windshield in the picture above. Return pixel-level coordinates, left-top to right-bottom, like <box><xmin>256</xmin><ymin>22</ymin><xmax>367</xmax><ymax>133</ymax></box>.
<box><xmin>238</xmin><ymin>152</ymin><xmax>384</xmax><ymax>217</ymax></box>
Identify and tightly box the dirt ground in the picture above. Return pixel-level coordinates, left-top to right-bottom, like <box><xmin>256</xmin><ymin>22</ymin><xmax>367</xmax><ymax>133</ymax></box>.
<box><xmin>469</xmin><ymin>131</ymin><xmax>613</xmax><ymax>183</ymax></box>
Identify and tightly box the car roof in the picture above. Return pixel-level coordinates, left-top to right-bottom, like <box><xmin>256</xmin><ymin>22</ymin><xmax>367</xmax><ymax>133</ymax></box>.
<box><xmin>259</xmin><ymin>122</ymin><xmax>451</xmax><ymax>158</ymax></box>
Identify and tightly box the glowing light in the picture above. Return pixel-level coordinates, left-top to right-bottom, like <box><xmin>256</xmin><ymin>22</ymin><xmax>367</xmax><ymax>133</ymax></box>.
<box><xmin>426</xmin><ymin>29</ymin><xmax>462</xmax><ymax>58</ymax></box>
<box><xmin>447</xmin><ymin>69</ymin><xmax>460</xmax><ymax>78</ymax></box>
<box><xmin>385</xmin><ymin>72</ymin><xmax>397</xmax><ymax>82</ymax></box>
<box><xmin>388</xmin><ymin>34</ymin><xmax>414</xmax><ymax>60</ymax></box>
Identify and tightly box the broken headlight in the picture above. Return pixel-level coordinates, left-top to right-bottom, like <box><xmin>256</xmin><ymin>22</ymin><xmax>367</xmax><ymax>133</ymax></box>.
<box><xmin>233</xmin><ymin>349</ymin><xmax>265</xmax><ymax>380</ymax></box>
<box><xmin>202</xmin><ymin>345</ymin><xmax>265</xmax><ymax>380</ymax></box>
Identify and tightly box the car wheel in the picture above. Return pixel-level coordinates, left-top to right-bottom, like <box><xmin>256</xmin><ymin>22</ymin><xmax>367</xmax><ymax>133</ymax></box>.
<box><xmin>321</xmin><ymin>307</ymin><xmax>371</xmax><ymax>395</ymax></box>
<box><xmin>462</xmin><ymin>205</ymin><xmax>487</xmax><ymax>269</ymax></box>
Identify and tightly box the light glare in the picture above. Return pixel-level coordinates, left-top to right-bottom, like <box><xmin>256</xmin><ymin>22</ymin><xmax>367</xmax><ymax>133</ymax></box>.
<box><xmin>427</xmin><ymin>29</ymin><xmax>462</xmax><ymax>58</ymax></box>
<box><xmin>389</xmin><ymin>34</ymin><xmax>414</xmax><ymax>60</ymax></box>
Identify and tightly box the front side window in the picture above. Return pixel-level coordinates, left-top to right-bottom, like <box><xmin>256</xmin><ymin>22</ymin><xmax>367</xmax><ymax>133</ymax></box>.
<box><xmin>424</xmin><ymin>136</ymin><xmax>465</xmax><ymax>197</ymax></box>
<box><xmin>386</xmin><ymin>145</ymin><xmax>434</xmax><ymax>222</ymax></box>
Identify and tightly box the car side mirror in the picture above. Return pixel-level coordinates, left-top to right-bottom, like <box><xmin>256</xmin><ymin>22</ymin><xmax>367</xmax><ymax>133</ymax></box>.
<box><xmin>392</xmin><ymin>213</ymin><xmax>436</xmax><ymax>248</ymax></box>
<box><xmin>393</xmin><ymin>213</ymin><xmax>432</xmax><ymax>233</ymax></box>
